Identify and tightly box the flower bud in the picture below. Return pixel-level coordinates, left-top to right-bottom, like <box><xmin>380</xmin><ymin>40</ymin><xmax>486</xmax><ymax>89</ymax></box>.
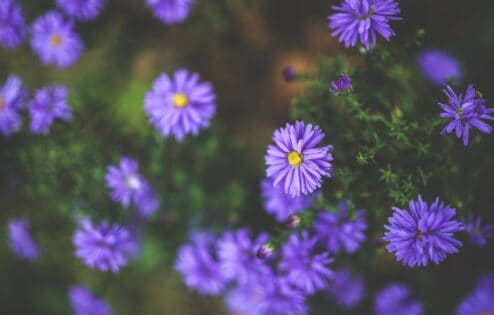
<box><xmin>284</xmin><ymin>214</ymin><xmax>301</xmax><ymax>229</ymax></box>
<box><xmin>256</xmin><ymin>243</ymin><xmax>275</xmax><ymax>259</ymax></box>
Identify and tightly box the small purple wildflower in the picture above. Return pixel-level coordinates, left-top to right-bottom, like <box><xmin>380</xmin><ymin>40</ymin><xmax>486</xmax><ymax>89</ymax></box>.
<box><xmin>418</xmin><ymin>49</ymin><xmax>462</xmax><ymax>86</ymax></box>
<box><xmin>68</xmin><ymin>285</ymin><xmax>112</xmax><ymax>315</ymax></box>
<box><xmin>56</xmin><ymin>0</ymin><xmax>106</xmax><ymax>21</ymax></box>
<box><xmin>105</xmin><ymin>157</ymin><xmax>159</xmax><ymax>218</ymax></box>
<box><xmin>0</xmin><ymin>0</ymin><xmax>27</xmax><ymax>49</ymax></box>
<box><xmin>282</xmin><ymin>66</ymin><xmax>297</xmax><ymax>82</ymax></box>
<box><xmin>175</xmin><ymin>231</ymin><xmax>227</xmax><ymax>295</ymax></box>
<box><xmin>146</xmin><ymin>0</ymin><xmax>195</xmax><ymax>25</ymax></box>
<box><xmin>7</xmin><ymin>218</ymin><xmax>40</xmax><ymax>261</ymax></box>
<box><xmin>327</xmin><ymin>268</ymin><xmax>365</xmax><ymax>309</ymax></box>
<box><xmin>73</xmin><ymin>219</ymin><xmax>138</xmax><ymax>273</ymax></box>
<box><xmin>255</xmin><ymin>274</ymin><xmax>309</xmax><ymax>315</ymax></box>
<box><xmin>0</xmin><ymin>75</ymin><xmax>24</xmax><ymax>137</ymax></box>
<box><xmin>265</xmin><ymin>121</ymin><xmax>334</xmax><ymax>197</ymax></box>
<box><xmin>375</xmin><ymin>283</ymin><xmax>422</xmax><ymax>315</ymax></box>
<box><xmin>261</xmin><ymin>178</ymin><xmax>314</xmax><ymax>222</ymax></box>
<box><xmin>439</xmin><ymin>84</ymin><xmax>494</xmax><ymax>146</ymax></box>
<box><xmin>328</xmin><ymin>0</ymin><xmax>401</xmax><ymax>50</ymax></box>
<box><xmin>225</xmin><ymin>285</ymin><xmax>265</xmax><ymax>315</ymax></box>
<box><xmin>280</xmin><ymin>231</ymin><xmax>333</xmax><ymax>294</ymax></box>
<box><xmin>28</xmin><ymin>85</ymin><xmax>73</xmax><ymax>135</ymax></box>
<box><xmin>462</xmin><ymin>214</ymin><xmax>494</xmax><ymax>247</ymax></box>
<box><xmin>314</xmin><ymin>201</ymin><xmax>367</xmax><ymax>254</ymax></box>
<box><xmin>384</xmin><ymin>195</ymin><xmax>463</xmax><ymax>267</ymax></box>
<box><xmin>30</xmin><ymin>11</ymin><xmax>83</xmax><ymax>68</ymax></box>
<box><xmin>144</xmin><ymin>69</ymin><xmax>216</xmax><ymax>141</ymax></box>
<box><xmin>330</xmin><ymin>74</ymin><xmax>352</xmax><ymax>95</ymax></box>
<box><xmin>457</xmin><ymin>275</ymin><xmax>494</xmax><ymax>315</ymax></box>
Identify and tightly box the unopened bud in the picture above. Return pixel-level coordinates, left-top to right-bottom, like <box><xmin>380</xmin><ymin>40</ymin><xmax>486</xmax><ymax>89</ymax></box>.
<box><xmin>281</xmin><ymin>66</ymin><xmax>297</xmax><ymax>82</ymax></box>
<box><xmin>256</xmin><ymin>243</ymin><xmax>275</xmax><ymax>259</ymax></box>
<box><xmin>284</xmin><ymin>214</ymin><xmax>301</xmax><ymax>229</ymax></box>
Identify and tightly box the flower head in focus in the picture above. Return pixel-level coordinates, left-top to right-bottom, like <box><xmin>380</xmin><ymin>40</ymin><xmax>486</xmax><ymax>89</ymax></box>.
<box><xmin>330</xmin><ymin>74</ymin><xmax>352</xmax><ymax>95</ymax></box>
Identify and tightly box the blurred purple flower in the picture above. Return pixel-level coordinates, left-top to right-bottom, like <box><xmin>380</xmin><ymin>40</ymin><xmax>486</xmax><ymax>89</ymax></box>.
<box><xmin>462</xmin><ymin>214</ymin><xmax>494</xmax><ymax>247</ymax></box>
<box><xmin>0</xmin><ymin>0</ymin><xmax>27</xmax><ymax>49</ymax></box>
<box><xmin>8</xmin><ymin>218</ymin><xmax>40</xmax><ymax>261</ymax></box>
<box><xmin>375</xmin><ymin>283</ymin><xmax>422</xmax><ymax>315</ymax></box>
<box><xmin>144</xmin><ymin>68</ymin><xmax>216</xmax><ymax>141</ymax></box>
<box><xmin>73</xmin><ymin>219</ymin><xmax>138</xmax><ymax>273</ymax></box>
<box><xmin>282</xmin><ymin>66</ymin><xmax>297</xmax><ymax>82</ymax></box>
<box><xmin>56</xmin><ymin>0</ymin><xmax>106</xmax><ymax>21</ymax></box>
<box><xmin>384</xmin><ymin>195</ymin><xmax>463</xmax><ymax>267</ymax></box>
<box><xmin>225</xmin><ymin>285</ymin><xmax>265</xmax><ymax>315</ymax></box>
<box><xmin>146</xmin><ymin>0</ymin><xmax>195</xmax><ymax>25</ymax></box>
<box><xmin>265</xmin><ymin>121</ymin><xmax>334</xmax><ymax>197</ymax></box>
<box><xmin>68</xmin><ymin>285</ymin><xmax>112</xmax><ymax>315</ymax></box>
<box><xmin>0</xmin><ymin>75</ymin><xmax>24</xmax><ymax>137</ymax></box>
<box><xmin>256</xmin><ymin>274</ymin><xmax>308</xmax><ymax>315</ymax></box>
<box><xmin>327</xmin><ymin>268</ymin><xmax>365</xmax><ymax>309</ymax></box>
<box><xmin>328</xmin><ymin>0</ymin><xmax>401</xmax><ymax>50</ymax></box>
<box><xmin>418</xmin><ymin>49</ymin><xmax>462</xmax><ymax>86</ymax></box>
<box><xmin>457</xmin><ymin>275</ymin><xmax>494</xmax><ymax>315</ymax></box>
<box><xmin>30</xmin><ymin>11</ymin><xmax>83</xmax><ymax>68</ymax></box>
<box><xmin>330</xmin><ymin>74</ymin><xmax>352</xmax><ymax>95</ymax></box>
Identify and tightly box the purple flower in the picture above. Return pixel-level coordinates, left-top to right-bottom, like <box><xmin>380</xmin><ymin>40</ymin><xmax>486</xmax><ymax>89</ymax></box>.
<box><xmin>280</xmin><ymin>231</ymin><xmax>333</xmax><ymax>294</ymax></box>
<box><xmin>375</xmin><ymin>284</ymin><xmax>422</xmax><ymax>315</ymax></box>
<box><xmin>261</xmin><ymin>178</ymin><xmax>314</xmax><ymax>222</ymax></box>
<box><xmin>418</xmin><ymin>49</ymin><xmax>462</xmax><ymax>86</ymax></box>
<box><xmin>282</xmin><ymin>66</ymin><xmax>297</xmax><ymax>82</ymax></box>
<box><xmin>314</xmin><ymin>201</ymin><xmax>367</xmax><ymax>254</ymax></box>
<box><xmin>68</xmin><ymin>285</ymin><xmax>112</xmax><ymax>315</ymax></box>
<box><xmin>7</xmin><ymin>218</ymin><xmax>40</xmax><ymax>261</ymax></box>
<box><xmin>384</xmin><ymin>195</ymin><xmax>463</xmax><ymax>267</ymax></box>
<box><xmin>265</xmin><ymin>121</ymin><xmax>334</xmax><ymax>197</ymax></box>
<box><xmin>327</xmin><ymin>268</ymin><xmax>365</xmax><ymax>309</ymax></box>
<box><xmin>0</xmin><ymin>75</ymin><xmax>24</xmax><ymax>137</ymax></box>
<box><xmin>328</xmin><ymin>0</ymin><xmax>401</xmax><ymax>50</ymax></box>
<box><xmin>73</xmin><ymin>219</ymin><xmax>138</xmax><ymax>273</ymax></box>
<box><xmin>225</xmin><ymin>285</ymin><xmax>265</xmax><ymax>315</ymax></box>
<box><xmin>462</xmin><ymin>214</ymin><xmax>494</xmax><ymax>247</ymax></box>
<box><xmin>330</xmin><ymin>74</ymin><xmax>352</xmax><ymax>95</ymax></box>
<box><xmin>175</xmin><ymin>231</ymin><xmax>227</xmax><ymax>295</ymax></box>
<box><xmin>105</xmin><ymin>157</ymin><xmax>159</xmax><ymax>218</ymax></box>
<box><xmin>144</xmin><ymin>69</ymin><xmax>216</xmax><ymax>141</ymax></box>
<box><xmin>255</xmin><ymin>274</ymin><xmax>308</xmax><ymax>315</ymax></box>
<box><xmin>457</xmin><ymin>275</ymin><xmax>494</xmax><ymax>315</ymax></box>
<box><xmin>56</xmin><ymin>0</ymin><xmax>106</xmax><ymax>21</ymax></box>
<box><xmin>146</xmin><ymin>0</ymin><xmax>195</xmax><ymax>24</ymax></box>
<box><xmin>30</xmin><ymin>11</ymin><xmax>83</xmax><ymax>68</ymax></box>
<box><xmin>28</xmin><ymin>85</ymin><xmax>73</xmax><ymax>135</ymax></box>
<box><xmin>0</xmin><ymin>0</ymin><xmax>27</xmax><ymax>49</ymax></box>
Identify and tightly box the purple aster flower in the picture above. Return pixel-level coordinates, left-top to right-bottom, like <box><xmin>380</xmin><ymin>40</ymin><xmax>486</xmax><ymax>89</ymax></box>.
<box><xmin>225</xmin><ymin>285</ymin><xmax>265</xmax><ymax>315</ymax></box>
<box><xmin>175</xmin><ymin>231</ymin><xmax>227</xmax><ymax>295</ymax></box>
<box><xmin>30</xmin><ymin>11</ymin><xmax>83</xmax><ymax>68</ymax></box>
<box><xmin>328</xmin><ymin>0</ymin><xmax>401</xmax><ymax>50</ymax></box>
<box><xmin>144</xmin><ymin>69</ymin><xmax>216</xmax><ymax>141</ymax></box>
<box><xmin>314</xmin><ymin>201</ymin><xmax>367</xmax><ymax>254</ymax></box>
<box><xmin>462</xmin><ymin>214</ymin><xmax>494</xmax><ymax>247</ymax></box>
<box><xmin>327</xmin><ymin>268</ymin><xmax>365</xmax><ymax>309</ymax></box>
<box><xmin>0</xmin><ymin>75</ymin><xmax>24</xmax><ymax>137</ymax></box>
<box><xmin>418</xmin><ymin>49</ymin><xmax>462</xmax><ymax>86</ymax></box>
<box><xmin>105</xmin><ymin>157</ymin><xmax>159</xmax><ymax>218</ymax></box>
<box><xmin>146</xmin><ymin>0</ymin><xmax>195</xmax><ymax>25</ymax></box>
<box><xmin>330</xmin><ymin>74</ymin><xmax>352</xmax><ymax>95</ymax></box>
<box><xmin>255</xmin><ymin>273</ymin><xmax>308</xmax><ymax>315</ymax></box>
<box><xmin>0</xmin><ymin>0</ymin><xmax>27</xmax><ymax>49</ymax></box>
<box><xmin>261</xmin><ymin>178</ymin><xmax>314</xmax><ymax>222</ymax></box>
<box><xmin>457</xmin><ymin>275</ymin><xmax>494</xmax><ymax>315</ymax></box>
<box><xmin>265</xmin><ymin>121</ymin><xmax>334</xmax><ymax>197</ymax></box>
<box><xmin>73</xmin><ymin>219</ymin><xmax>138</xmax><ymax>273</ymax></box>
<box><xmin>384</xmin><ymin>195</ymin><xmax>463</xmax><ymax>267</ymax></box>
<box><xmin>279</xmin><ymin>231</ymin><xmax>333</xmax><ymax>294</ymax></box>
<box><xmin>375</xmin><ymin>284</ymin><xmax>422</xmax><ymax>315</ymax></box>
<box><xmin>282</xmin><ymin>66</ymin><xmax>297</xmax><ymax>82</ymax></box>
<box><xmin>56</xmin><ymin>0</ymin><xmax>106</xmax><ymax>21</ymax></box>
<box><xmin>68</xmin><ymin>285</ymin><xmax>112</xmax><ymax>315</ymax></box>
<box><xmin>439</xmin><ymin>85</ymin><xmax>494</xmax><ymax>146</ymax></box>
<box><xmin>28</xmin><ymin>85</ymin><xmax>73</xmax><ymax>135</ymax></box>
<box><xmin>7</xmin><ymin>218</ymin><xmax>40</xmax><ymax>261</ymax></box>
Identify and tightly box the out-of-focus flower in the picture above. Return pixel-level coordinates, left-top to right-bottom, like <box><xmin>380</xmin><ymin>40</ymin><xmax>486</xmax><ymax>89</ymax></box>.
<box><xmin>0</xmin><ymin>75</ymin><xmax>24</xmax><ymax>137</ymax></box>
<box><xmin>327</xmin><ymin>268</ymin><xmax>365</xmax><ymax>309</ymax></box>
<box><xmin>68</xmin><ymin>285</ymin><xmax>112</xmax><ymax>315</ymax></box>
<box><xmin>8</xmin><ymin>218</ymin><xmax>40</xmax><ymax>261</ymax></box>
<box><xmin>375</xmin><ymin>284</ymin><xmax>422</xmax><ymax>315</ymax></box>
<box><xmin>462</xmin><ymin>214</ymin><xmax>494</xmax><ymax>247</ymax></box>
<box><xmin>146</xmin><ymin>0</ymin><xmax>195</xmax><ymax>25</ymax></box>
<box><xmin>457</xmin><ymin>275</ymin><xmax>494</xmax><ymax>315</ymax></box>
<box><xmin>0</xmin><ymin>0</ymin><xmax>27</xmax><ymax>49</ymax></box>
<box><xmin>56</xmin><ymin>0</ymin><xmax>106</xmax><ymax>21</ymax></box>
<box><xmin>282</xmin><ymin>66</ymin><xmax>297</xmax><ymax>82</ymax></box>
<box><xmin>418</xmin><ymin>49</ymin><xmax>462</xmax><ymax>86</ymax></box>
<box><xmin>330</xmin><ymin>74</ymin><xmax>352</xmax><ymax>95</ymax></box>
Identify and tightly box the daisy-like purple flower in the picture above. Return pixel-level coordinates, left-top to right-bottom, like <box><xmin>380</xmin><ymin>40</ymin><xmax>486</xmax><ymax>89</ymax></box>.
<box><xmin>330</xmin><ymin>74</ymin><xmax>352</xmax><ymax>95</ymax></box>
<box><xmin>314</xmin><ymin>201</ymin><xmax>367</xmax><ymax>254</ymax></box>
<box><xmin>0</xmin><ymin>0</ymin><xmax>26</xmax><ymax>49</ymax></box>
<box><xmin>225</xmin><ymin>285</ymin><xmax>265</xmax><ymax>315</ymax></box>
<box><xmin>279</xmin><ymin>231</ymin><xmax>333</xmax><ymax>294</ymax></box>
<box><xmin>439</xmin><ymin>85</ymin><xmax>494</xmax><ymax>146</ymax></box>
<box><xmin>462</xmin><ymin>214</ymin><xmax>494</xmax><ymax>247</ymax></box>
<box><xmin>261</xmin><ymin>178</ymin><xmax>314</xmax><ymax>222</ymax></box>
<box><xmin>68</xmin><ymin>285</ymin><xmax>112</xmax><ymax>315</ymax></box>
<box><xmin>175</xmin><ymin>231</ymin><xmax>227</xmax><ymax>295</ymax></box>
<box><xmin>144</xmin><ymin>69</ymin><xmax>216</xmax><ymax>141</ymax></box>
<box><xmin>457</xmin><ymin>275</ymin><xmax>494</xmax><ymax>315</ymax></box>
<box><xmin>7</xmin><ymin>218</ymin><xmax>40</xmax><ymax>261</ymax></box>
<box><xmin>265</xmin><ymin>121</ymin><xmax>334</xmax><ymax>197</ymax></box>
<box><xmin>375</xmin><ymin>284</ymin><xmax>422</xmax><ymax>315</ymax></box>
<box><xmin>0</xmin><ymin>75</ymin><xmax>24</xmax><ymax>137</ymax></box>
<box><xmin>328</xmin><ymin>0</ymin><xmax>401</xmax><ymax>50</ymax></box>
<box><xmin>73</xmin><ymin>219</ymin><xmax>138</xmax><ymax>273</ymax></box>
<box><xmin>146</xmin><ymin>0</ymin><xmax>195</xmax><ymax>25</ymax></box>
<box><xmin>327</xmin><ymin>268</ymin><xmax>365</xmax><ymax>309</ymax></box>
<box><xmin>384</xmin><ymin>195</ymin><xmax>463</xmax><ymax>267</ymax></box>
<box><xmin>56</xmin><ymin>0</ymin><xmax>106</xmax><ymax>21</ymax></box>
<box><xmin>105</xmin><ymin>157</ymin><xmax>159</xmax><ymax>218</ymax></box>
<box><xmin>28</xmin><ymin>85</ymin><xmax>73</xmax><ymax>135</ymax></box>
<box><xmin>418</xmin><ymin>49</ymin><xmax>462</xmax><ymax>86</ymax></box>
<box><xmin>30</xmin><ymin>11</ymin><xmax>83</xmax><ymax>68</ymax></box>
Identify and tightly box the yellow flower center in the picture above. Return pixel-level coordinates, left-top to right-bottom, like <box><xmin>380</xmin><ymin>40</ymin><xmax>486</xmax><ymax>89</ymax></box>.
<box><xmin>0</xmin><ymin>96</ymin><xmax>4</xmax><ymax>112</ymax></box>
<box><xmin>287</xmin><ymin>151</ymin><xmax>303</xmax><ymax>166</ymax></box>
<box><xmin>50</xmin><ymin>34</ymin><xmax>62</xmax><ymax>47</ymax></box>
<box><xmin>172</xmin><ymin>93</ymin><xmax>189</xmax><ymax>108</ymax></box>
